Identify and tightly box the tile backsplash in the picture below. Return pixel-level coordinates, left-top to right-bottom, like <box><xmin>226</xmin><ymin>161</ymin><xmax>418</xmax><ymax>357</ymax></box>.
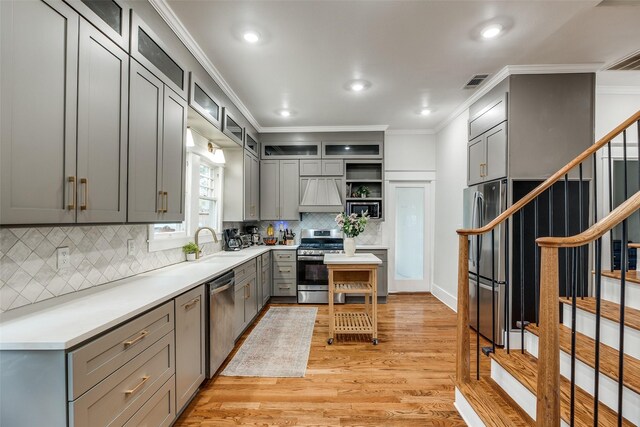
<box><xmin>0</xmin><ymin>225</ymin><xmax>220</xmax><ymax>313</ymax></box>
<box><xmin>0</xmin><ymin>214</ymin><xmax>380</xmax><ymax>314</ymax></box>
<box><xmin>225</xmin><ymin>212</ymin><xmax>384</xmax><ymax>245</ymax></box>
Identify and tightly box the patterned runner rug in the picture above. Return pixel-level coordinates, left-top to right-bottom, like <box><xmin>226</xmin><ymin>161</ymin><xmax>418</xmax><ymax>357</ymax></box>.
<box><xmin>221</xmin><ymin>306</ymin><xmax>317</xmax><ymax>377</ymax></box>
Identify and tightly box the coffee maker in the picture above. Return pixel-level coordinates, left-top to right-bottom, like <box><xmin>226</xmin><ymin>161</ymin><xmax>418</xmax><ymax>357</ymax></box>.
<box><xmin>245</xmin><ymin>225</ymin><xmax>262</xmax><ymax>245</ymax></box>
<box><xmin>223</xmin><ymin>229</ymin><xmax>242</xmax><ymax>251</ymax></box>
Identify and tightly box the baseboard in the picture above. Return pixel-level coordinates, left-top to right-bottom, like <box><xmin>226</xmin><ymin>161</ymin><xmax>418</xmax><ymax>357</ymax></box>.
<box><xmin>431</xmin><ymin>282</ymin><xmax>457</xmax><ymax>312</ymax></box>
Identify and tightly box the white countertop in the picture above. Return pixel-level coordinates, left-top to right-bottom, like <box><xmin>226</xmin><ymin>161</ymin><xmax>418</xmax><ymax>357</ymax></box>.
<box><xmin>324</xmin><ymin>253</ymin><xmax>382</xmax><ymax>265</ymax></box>
<box><xmin>0</xmin><ymin>245</ymin><xmax>296</xmax><ymax>351</ymax></box>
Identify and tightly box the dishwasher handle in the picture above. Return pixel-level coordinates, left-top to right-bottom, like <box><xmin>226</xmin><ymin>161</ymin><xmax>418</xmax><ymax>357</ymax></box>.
<box><xmin>210</xmin><ymin>282</ymin><xmax>233</xmax><ymax>295</ymax></box>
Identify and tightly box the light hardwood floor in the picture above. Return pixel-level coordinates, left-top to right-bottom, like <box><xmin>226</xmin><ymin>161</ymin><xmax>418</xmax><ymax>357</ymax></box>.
<box><xmin>175</xmin><ymin>294</ymin><xmax>467</xmax><ymax>426</ymax></box>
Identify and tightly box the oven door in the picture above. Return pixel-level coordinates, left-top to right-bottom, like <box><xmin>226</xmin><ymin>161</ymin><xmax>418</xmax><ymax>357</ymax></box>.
<box><xmin>297</xmin><ymin>255</ymin><xmax>345</xmax><ymax>304</ymax></box>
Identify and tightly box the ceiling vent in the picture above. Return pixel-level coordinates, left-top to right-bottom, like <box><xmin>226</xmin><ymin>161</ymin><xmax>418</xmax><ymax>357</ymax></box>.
<box><xmin>464</xmin><ymin>74</ymin><xmax>490</xmax><ymax>89</ymax></box>
<box><xmin>608</xmin><ymin>51</ymin><xmax>640</xmax><ymax>70</ymax></box>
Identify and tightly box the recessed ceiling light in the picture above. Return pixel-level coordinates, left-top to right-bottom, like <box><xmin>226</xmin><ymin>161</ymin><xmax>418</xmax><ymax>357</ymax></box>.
<box><xmin>420</xmin><ymin>108</ymin><xmax>432</xmax><ymax>116</ymax></box>
<box><xmin>243</xmin><ymin>31</ymin><xmax>260</xmax><ymax>43</ymax></box>
<box><xmin>481</xmin><ymin>24</ymin><xmax>502</xmax><ymax>39</ymax></box>
<box><xmin>279</xmin><ymin>109</ymin><xmax>291</xmax><ymax>117</ymax></box>
<box><xmin>346</xmin><ymin>80</ymin><xmax>371</xmax><ymax>92</ymax></box>
<box><xmin>345</xmin><ymin>146</ymin><xmax>351</xmax><ymax>150</ymax></box>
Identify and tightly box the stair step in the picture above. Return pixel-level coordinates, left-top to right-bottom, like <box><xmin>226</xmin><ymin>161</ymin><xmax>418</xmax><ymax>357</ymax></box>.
<box><xmin>601</xmin><ymin>271</ymin><xmax>640</xmax><ymax>310</ymax></box>
<box><xmin>491</xmin><ymin>349</ymin><xmax>633</xmax><ymax>426</ymax></box>
<box><xmin>527</xmin><ymin>324</ymin><xmax>640</xmax><ymax>395</ymax></box>
<box><xmin>603</xmin><ymin>270</ymin><xmax>640</xmax><ymax>285</ymax></box>
<box><xmin>455</xmin><ymin>377</ymin><xmax>534</xmax><ymax>427</ymax></box>
<box><xmin>559</xmin><ymin>297</ymin><xmax>640</xmax><ymax>331</ymax></box>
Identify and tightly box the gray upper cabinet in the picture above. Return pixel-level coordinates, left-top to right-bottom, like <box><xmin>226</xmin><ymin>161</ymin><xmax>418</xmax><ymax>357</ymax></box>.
<box><xmin>66</xmin><ymin>0</ymin><xmax>130</xmax><ymax>52</ymax></box>
<box><xmin>259</xmin><ymin>160</ymin><xmax>300</xmax><ymax>220</ymax></box>
<box><xmin>128</xmin><ymin>60</ymin><xmax>186</xmax><ymax>223</ymax></box>
<box><xmin>245</xmin><ymin>132</ymin><xmax>260</xmax><ymax>158</ymax></box>
<box><xmin>299</xmin><ymin>160</ymin><xmax>344</xmax><ymax>176</ymax></box>
<box><xmin>260</xmin><ymin>160</ymin><xmax>280</xmax><ymax>220</ymax></box>
<box><xmin>188</xmin><ymin>72</ymin><xmax>221</xmax><ymax>130</ymax></box>
<box><xmin>130</xmin><ymin>13</ymin><xmax>187</xmax><ymax>100</ymax></box>
<box><xmin>222</xmin><ymin>109</ymin><xmax>244</xmax><ymax>147</ymax></box>
<box><xmin>468</xmin><ymin>94</ymin><xmax>507</xmax><ymax>141</ymax></box>
<box><xmin>175</xmin><ymin>285</ymin><xmax>205</xmax><ymax>413</ymax></box>
<box><xmin>1</xmin><ymin>0</ymin><xmax>79</xmax><ymax>225</ymax></box>
<box><xmin>243</xmin><ymin>152</ymin><xmax>260</xmax><ymax>220</ymax></box>
<box><xmin>280</xmin><ymin>160</ymin><xmax>300</xmax><ymax>220</ymax></box>
<box><xmin>161</xmin><ymin>86</ymin><xmax>187</xmax><ymax>222</ymax></box>
<box><xmin>322</xmin><ymin>141</ymin><xmax>383</xmax><ymax>159</ymax></box>
<box><xmin>467</xmin><ymin>122</ymin><xmax>507</xmax><ymax>186</ymax></box>
<box><xmin>76</xmin><ymin>19</ymin><xmax>129</xmax><ymax>223</ymax></box>
<box><xmin>261</xmin><ymin>141</ymin><xmax>321</xmax><ymax>159</ymax></box>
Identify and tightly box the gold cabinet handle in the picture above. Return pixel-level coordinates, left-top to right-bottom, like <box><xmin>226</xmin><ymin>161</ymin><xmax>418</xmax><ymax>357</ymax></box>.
<box><xmin>158</xmin><ymin>191</ymin><xmax>164</xmax><ymax>213</ymax></box>
<box><xmin>80</xmin><ymin>178</ymin><xmax>88</xmax><ymax>211</ymax></box>
<box><xmin>124</xmin><ymin>376</ymin><xmax>150</xmax><ymax>397</ymax></box>
<box><xmin>278</xmin><ymin>285</ymin><xmax>290</xmax><ymax>289</ymax></box>
<box><xmin>184</xmin><ymin>296</ymin><xmax>200</xmax><ymax>310</ymax></box>
<box><xmin>68</xmin><ymin>176</ymin><xmax>76</xmax><ymax>210</ymax></box>
<box><xmin>279</xmin><ymin>268</ymin><xmax>291</xmax><ymax>273</ymax></box>
<box><xmin>123</xmin><ymin>330</ymin><xmax>149</xmax><ymax>348</ymax></box>
<box><xmin>164</xmin><ymin>191</ymin><xmax>168</xmax><ymax>213</ymax></box>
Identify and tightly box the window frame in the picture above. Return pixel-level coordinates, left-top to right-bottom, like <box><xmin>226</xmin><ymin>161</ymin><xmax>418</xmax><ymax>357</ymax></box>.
<box><xmin>148</xmin><ymin>147</ymin><xmax>224</xmax><ymax>252</ymax></box>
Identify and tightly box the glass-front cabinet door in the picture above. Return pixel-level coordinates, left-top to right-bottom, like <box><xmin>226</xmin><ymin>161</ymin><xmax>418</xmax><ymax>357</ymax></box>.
<box><xmin>245</xmin><ymin>132</ymin><xmax>259</xmax><ymax>157</ymax></box>
<box><xmin>189</xmin><ymin>72</ymin><xmax>221</xmax><ymax>129</ymax></box>
<box><xmin>130</xmin><ymin>13</ymin><xmax>187</xmax><ymax>99</ymax></box>
<box><xmin>222</xmin><ymin>109</ymin><xmax>244</xmax><ymax>146</ymax></box>
<box><xmin>261</xmin><ymin>141</ymin><xmax>321</xmax><ymax>159</ymax></box>
<box><xmin>67</xmin><ymin>0</ymin><xmax>130</xmax><ymax>51</ymax></box>
<box><xmin>322</xmin><ymin>141</ymin><xmax>383</xmax><ymax>159</ymax></box>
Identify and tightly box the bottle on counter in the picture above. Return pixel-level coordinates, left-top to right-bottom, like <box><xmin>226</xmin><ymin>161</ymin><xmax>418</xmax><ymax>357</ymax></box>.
<box><xmin>279</xmin><ymin>223</ymin><xmax>285</xmax><ymax>245</ymax></box>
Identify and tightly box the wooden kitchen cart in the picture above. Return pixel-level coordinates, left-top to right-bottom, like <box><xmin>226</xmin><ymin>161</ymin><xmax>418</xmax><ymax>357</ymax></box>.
<box><xmin>324</xmin><ymin>253</ymin><xmax>383</xmax><ymax>345</ymax></box>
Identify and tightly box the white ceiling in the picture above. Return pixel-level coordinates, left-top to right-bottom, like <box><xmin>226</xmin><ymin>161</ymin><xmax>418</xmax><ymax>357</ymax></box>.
<box><xmin>163</xmin><ymin>0</ymin><xmax>640</xmax><ymax>131</ymax></box>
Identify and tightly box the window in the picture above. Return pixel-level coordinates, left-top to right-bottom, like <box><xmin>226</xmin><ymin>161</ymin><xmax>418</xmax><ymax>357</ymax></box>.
<box><xmin>197</xmin><ymin>162</ymin><xmax>220</xmax><ymax>229</ymax></box>
<box><xmin>148</xmin><ymin>138</ymin><xmax>224</xmax><ymax>252</ymax></box>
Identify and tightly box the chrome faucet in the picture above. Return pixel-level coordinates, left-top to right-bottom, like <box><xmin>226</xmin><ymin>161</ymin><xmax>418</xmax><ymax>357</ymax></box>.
<box><xmin>194</xmin><ymin>227</ymin><xmax>219</xmax><ymax>259</ymax></box>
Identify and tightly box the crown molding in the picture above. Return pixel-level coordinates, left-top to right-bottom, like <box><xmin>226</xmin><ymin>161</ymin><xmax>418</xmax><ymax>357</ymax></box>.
<box><xmin>259</xmin><ymin>125</ymin><xmax>389</xmax><ymax>134</ymax></box>
<box><xmin>597</xmin><ymin>85</ymin><xmax>640</xmax><ymax>95</ymax></box>
<box><xmin>149</xmin><ymin>0</ymin><xmax>263</xmax><ymax>132</ymax></box>
<box><xmin>434</xmin><ymin>63</ymin><xmax>604</xmax><ymax>134</ymax></box>
<box><xmin>385</xmin><ymin>129</ymin><xmax>436</xmax><ymax>135</ymax></box>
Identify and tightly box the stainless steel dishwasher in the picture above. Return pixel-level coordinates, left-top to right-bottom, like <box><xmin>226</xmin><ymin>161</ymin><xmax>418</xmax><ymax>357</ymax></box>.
<box><xmin>207</xmin><ymin>271</ymin><xmax>235</xmax><ymax>378</ymax></box>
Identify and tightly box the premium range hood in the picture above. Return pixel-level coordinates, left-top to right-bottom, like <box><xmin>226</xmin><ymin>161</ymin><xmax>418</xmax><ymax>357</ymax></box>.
<box><xmin>299</xmin><ymin>178</ymin><xmax>343</xmax><ymax>213</ymax></box>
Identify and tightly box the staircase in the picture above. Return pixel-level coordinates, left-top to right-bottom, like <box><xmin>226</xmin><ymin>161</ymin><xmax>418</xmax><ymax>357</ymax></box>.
<box><xmin>454</xmin><ymin>111</ymin><xmax>640</xmax><ymax>426</ymax></box>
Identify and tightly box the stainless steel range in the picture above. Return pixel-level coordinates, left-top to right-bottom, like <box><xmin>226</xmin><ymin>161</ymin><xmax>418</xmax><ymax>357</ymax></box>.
<box><xmin>297</xmin><ymin>229</ymin><xmax>346</xmax><ymax>304</ymax></box>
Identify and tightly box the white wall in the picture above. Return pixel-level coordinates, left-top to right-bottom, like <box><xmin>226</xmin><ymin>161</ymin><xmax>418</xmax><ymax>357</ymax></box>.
<box><xmin>384</xmin><ymin>132</ymin><xmax>436</xmax><ymax>171</ymax></box>
<box><xmin>432</xmin><ymin>111</ymin><xmax>469</xmax><ymax>311</ymax></box>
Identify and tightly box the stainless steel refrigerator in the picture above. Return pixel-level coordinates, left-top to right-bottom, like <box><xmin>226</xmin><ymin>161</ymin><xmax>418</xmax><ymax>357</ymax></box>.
<box><xmin>463</xmin><ymin>179</ymin><xmax>507</xmax><ymax>346</ymax></box>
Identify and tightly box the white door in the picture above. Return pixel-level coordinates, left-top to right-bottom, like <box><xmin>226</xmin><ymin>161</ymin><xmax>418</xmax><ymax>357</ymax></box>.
<box><xmin>388</xmin><ymin>181</ymin><xmax>432</xmax><ymax>293</ymax></box>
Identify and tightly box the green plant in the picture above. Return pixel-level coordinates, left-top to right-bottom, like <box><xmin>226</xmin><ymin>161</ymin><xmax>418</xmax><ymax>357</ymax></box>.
<box><xmin>335</xmin><ymin>212</ymin><xmax>369</xmax><ymax>238</ymax></box>
<box><xmin>182</xmin><ymin>242</ymin><xmax>200</xmax><ymax>254</ymax></box>
<box><xmin>355</xmin><ymin>185</ymin><xmax>371</xmax><ymax>198</ymax></box>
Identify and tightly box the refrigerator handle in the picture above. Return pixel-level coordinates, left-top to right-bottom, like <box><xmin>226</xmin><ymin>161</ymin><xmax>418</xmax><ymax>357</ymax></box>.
<box><xmin>469</xmin><ymin>192</ymin><xmax>478</xmax><ymax>264</ymax></box>
<box><xmin>477</xmin><ymin>192</ymin><xmax>484</xmax><ymax>256</ymax></box>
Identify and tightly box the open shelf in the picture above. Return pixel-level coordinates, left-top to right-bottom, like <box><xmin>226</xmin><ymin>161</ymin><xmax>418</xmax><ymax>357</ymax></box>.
<box><xmin>333</xmin><ymin>312</ymin><xmax>374</xmax><ymax>334</ymax></box>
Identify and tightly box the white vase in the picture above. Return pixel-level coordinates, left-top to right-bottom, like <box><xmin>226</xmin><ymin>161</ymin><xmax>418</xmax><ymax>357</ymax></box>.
<box><xmin>344</xmin><ymin>237</ymin><xmax>356</xmax><ymax>257</ymax></box>
<box><xmin>186</xmin><ymin>253</ymin><xmax>196</xmax><ymax>261</ymax></box>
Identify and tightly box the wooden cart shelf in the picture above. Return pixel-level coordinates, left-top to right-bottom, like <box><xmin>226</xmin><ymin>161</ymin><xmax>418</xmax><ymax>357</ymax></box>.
<box><xmin>334</xmin><ymin>312</ymin><xmax>374</xmax><ymax>334</ymax></box>
<box><xmin>325</xmin><ymin>254</ymin><xmax>381</xmax><ymax>345</ymax></box>
<box><xmin>333</xmin><ymin>282</ymin><xmax>373</xmax><ymax>293</ymax></box>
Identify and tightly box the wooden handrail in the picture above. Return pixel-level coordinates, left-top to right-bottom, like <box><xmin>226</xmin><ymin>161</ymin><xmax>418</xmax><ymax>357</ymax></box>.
<box><xmin>457</xmin><ymin>110</ymin><xmax>640</xmax><ymax>237</ymax></box>
<box><xmin>537</xmin><ymin>190</ymin><xmax>640</xmax><ymax>248</ymax></box>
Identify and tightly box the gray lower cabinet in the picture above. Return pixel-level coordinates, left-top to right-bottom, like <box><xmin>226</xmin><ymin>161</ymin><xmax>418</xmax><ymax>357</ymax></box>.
<box><xmin>260</xmin><ymin>160</ymin><xmax>300</xmax><ymax>220</ymax></box>
<box><xmin>233</xmin><ymin>273</ymin><xmax>258</xmax><ymax>340</ymax></box>
<box><xmin>272</xmin><ymin>250</ymin><xmax>297</xmax><ymax>297</ymax></box>
<box><xmin>128</xmin><ymin>60</ymin><xmax>187</xmax><ymax>222</ymax></box>
<box><xmin>355</xmin><ymin>249</ymin><xmax>388</xmax><ymax>300</ymax></box>
<box><xmin>174</xmin><ymin>285</ymin><xmax>205</xmax><ymax>413</ymax></box>
<box><xmin>244</xmin><ymin>152</ymin><xmax>260</xmax><ymax>220</ymax></box>
<box><xmin>261</xmin><ymin>252</ymin><xmax>272</xmax><ymax>306</ymax></box>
